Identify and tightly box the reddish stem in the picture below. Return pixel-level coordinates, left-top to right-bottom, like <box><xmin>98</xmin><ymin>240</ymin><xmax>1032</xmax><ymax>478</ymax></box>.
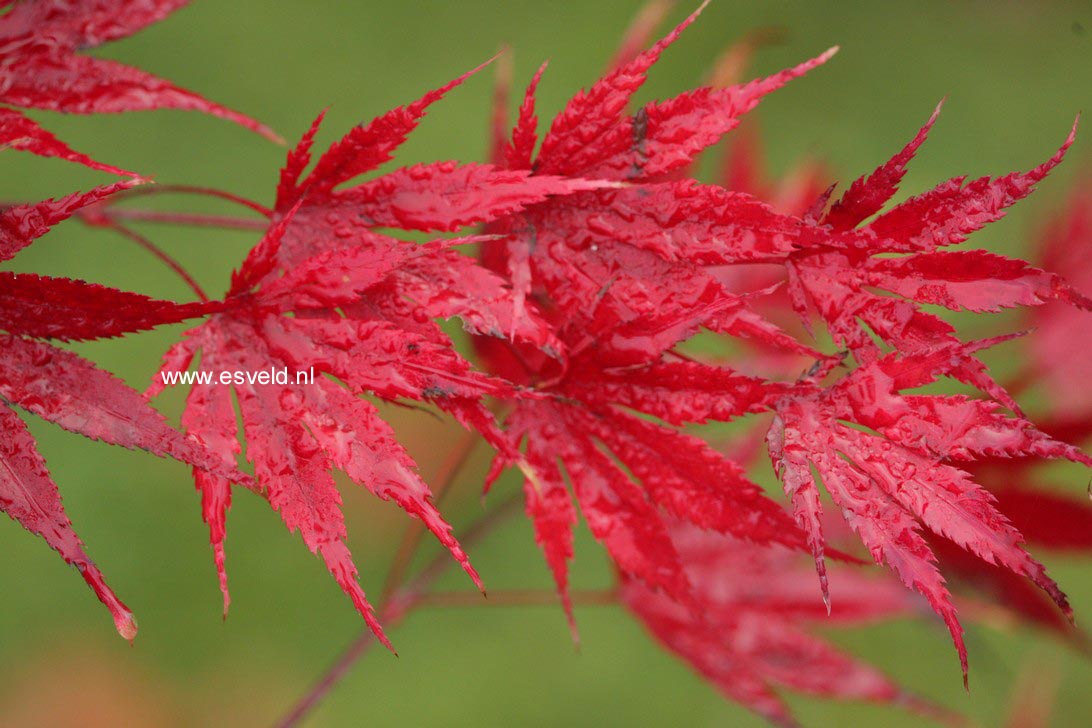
<box><xmin>3</xmin><ymin>186</ymin><xmax>271</xmax><ymax>231</ymax></box>
<box><xmin>102</xmin><ymin>208</ymin><xmax>267</xmax><ymax>230</ymax></box>
<box><xmin>383</xmin><ymin>496</ymin><xmax>526</xmax><ymax>626</ymax></box>
<box><xmin>417</xmin><ymin>589</ymin><xmax>618</xmax><ymax>609</ymax></box>
<box><xmin>377</xmin><ymin>428</ymin><xmax>480</xmax><ymax>607</ymax></box>
<box><xmin>107</xmin><ymin>222</ymin><xmax>210</xmax><ymax>303</ymax></box>
<box><xmin>275</xmin><ymin>495</ymin><xmax>524</xmax><ymax>728</ymax></box>
<box><xmin>116</xmin><ymin>184</ymin><xmax>272</xmax><ymax>216</ymax></box>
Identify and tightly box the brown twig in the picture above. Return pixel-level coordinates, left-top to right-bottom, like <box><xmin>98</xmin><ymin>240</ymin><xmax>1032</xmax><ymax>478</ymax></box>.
<box><xmin>276</xmin><ymin>495</ymin><xmax>525</xmax><ymax>728</ymax></box>
<box><xmin>416</xmin><ymin>589</ymin><xmax>618</xmax><ymax>609</ymax></box>
<box><xmin>388</xmin><ymin>495</ymin><xmax>524</xmax><ymax>618</ymax></box>
<box><xmin>377</xmin><ymin>428</ymin><xmax>481</xmax><ymax>607</ymax></box>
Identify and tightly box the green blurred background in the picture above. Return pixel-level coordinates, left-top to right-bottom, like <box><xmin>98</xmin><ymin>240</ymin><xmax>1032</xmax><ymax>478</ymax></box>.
<box><xmin>2</xmin><ymin>1</ymin><xmax>1092</xmax><ymax>725</ymax></box>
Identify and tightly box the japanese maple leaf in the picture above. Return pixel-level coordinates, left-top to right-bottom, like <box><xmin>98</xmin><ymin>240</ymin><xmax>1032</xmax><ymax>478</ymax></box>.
<box><xmin>464</xmin><ymin>5</ymin><xmax>853</xmax><ymax>629</ymax></box>
<box><xmin>150</xmin><ymin>68</ymin><xmax>603</xmax><ymax>646</ymax></box>
<box><xmin>1</xmin><ymin>106</ymin><xmax>135</xmax><ymax>175</ymax></box>
<box><xmin>694</xmin><ymin>81</ymin><xmax>1082</xmax><ymax>380</ymax></box>
<box><xmin>625</xmin><ymin>91</ymin><xmax>1092</xmax><ymax>676</ymax></box>
<box><xmin>779</xmin><ymin>108</ymin><xmax>1087</xmax><ymax>412</ymax></box>
<box><xmin>495</xmin><ymin>377</ymin><xmax>804</xmax><ymax>635</ymax></box>
<box><xmin>151</xmin><ymin>230</ymin><xmax>507</xmax><ymax>646</ymax></box>
<box><xmin>1</xmin><ymin>177</ymin><xmax>249</xmax><ymax>640</ymax></box>
<box><xmin>720</xmin><ymin>410</ymin><xmax>1092</xmax><ymax>652</ymax></box>
<box><xmin>0</xmin><ymin>0</ymin><xmax>276</xmax><ymax>140</ymax></box>
<box><xmin>718</xmin><ymin>113</ymin><xmax>1086</xmax><ymax>408</ymax></box>
<box><xmin>472</xmin><ymin>184</ymin><xmax>822</xmax><ymax>632</ymax></box>
<box><xmin>731</xmin><ymin>131</ymin><xmax>1092</xmax><ymax>653</ymax></box>
<box><xmin>702</xmin><ymin>391</ymin><xmax>1092</xmax><ymax>653</ymax></box>
<box><xmin>766</xmin><ymin>338</ymin><xmax>1092</xmax><ymax>682</ymax></box>
<box><xmin>485</xmin><ymin>6</ymin><xmax>1092</xmax><ymax>681</ymax></box>
<box><xmin>621</xmin><ymin>522</ymin><xmax>950</xmax><ymax>728</ymax></box>
<box><xmin>477</xmin><ymin>2</ymin><xmax>837</xmax><ymax>365</ymax></box>
<box><xmin>697</xmin><ymin>126</ymin><xmax>1092</xmax><ymax>655</ymax></box>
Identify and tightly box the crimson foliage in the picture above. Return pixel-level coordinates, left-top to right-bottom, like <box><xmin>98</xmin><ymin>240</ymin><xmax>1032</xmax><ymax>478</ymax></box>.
<box><xmin>2</xmin><ymin>1</ymin><xmax>1090</xmax><ymax>724</ymax></box>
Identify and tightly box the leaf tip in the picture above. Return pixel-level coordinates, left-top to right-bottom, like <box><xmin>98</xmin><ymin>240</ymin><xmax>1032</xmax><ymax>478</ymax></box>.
<box><xmin>116</xmin><ymin>611</ymin><xmax>139</xmax><ymax>642</ymax></box>
<box><xmin>261</xmin><ymin>126</ymin><xmax>288</xmax><ymax>146</ymax></box>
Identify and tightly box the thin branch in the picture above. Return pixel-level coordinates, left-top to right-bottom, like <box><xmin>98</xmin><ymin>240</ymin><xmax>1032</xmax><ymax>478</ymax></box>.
<box><xmin>391</xmin><ymin>495</ymin><xmax>523</xmax><ymax>615</ymax></box>
<box><xmin>276</xmin><ymin>637</ymin><xmax>376</xmax><ymax>727</ymax></box>
<box><xmin>378</xmin><ymin>428</ymin><xmax>481</xmax><ymax>607</ymax></box>
<box><xmin>107</xmin><ymin>222</ymin><xmax>210</xmax><ymax>302</ymax></box>
<box><xmin>101</xmin><ymin>208</ymin><xmax>267</xmax><ymax>230</ymax></box>
<box><xmin>115</xmin><ymin>184</ymin><xmax>272</xmax><ymax>216</ymax></box>
<box><xmin>2</xmin><ymin>186</ymin><xmax>270</xmax><ymax>233</ymax></box>
<box><xmin>417</xmin><ymin>589</ymin><xmax>617</xmax><ymax>609</ymax></box>
<box><xmin>275</xmin><ymin>495</ymin><xmax>523</xmax><ymax>728</ymax></box>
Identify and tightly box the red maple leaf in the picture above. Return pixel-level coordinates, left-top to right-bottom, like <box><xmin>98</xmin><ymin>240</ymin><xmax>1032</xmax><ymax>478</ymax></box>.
<box><xmin>467</xmin><ymin>6</ymin><xmax>845</xmax><ymax>633</ymax></box>
<box><xmin>563</xmin><ymin>24</ymin><xmax>1092</xmax><ymax>677</ymax></box>
<box><xmin>480</xmin><ymin>2</ymin><xmax>1091</xmax><ymax>672</ymax></box>
<box><xmin>621</xmin><ymin>521</ymin><xmax>952</xmax><ymax>727</ymax></box>
<box><xmin>476</xmin><ymin>6</ymin><xmax>839</xmax><ymax>381</ymax></box>
<box><xmin>0</xmin><ymin>106</ymin><xmax>136</xmax><ymax>175</ymax></box>
<box><xmin>766</xmin><ymin>338</ymin><xmax>1091</xmax><ymax>682</ymax></box>
<box><xmin>1</xmin><ymin>1</ymin><xmax>280</xmax><ymax>640</ymax></box>
<box><xmin>703</xmin><ymin>94</ymin><xmax>1092</xmax><ymax>671</ymax></box>
<box><xmin>1</xmin><ymin>174</ymin><xmax>249</xmax><ymax>639</ymax></box>
<box><xmin>0</xmin><ymin>0</ymin><xmax>276</xmax><ymax>139</ymax></box>
<box><xmin>764</xmin><ymin>108</ymin><xmax>1086</xmax><ymax>412</ymax></box>
<box><xmin>150</xmin><ymin>68</ymin><xmax>601</xmax><ymax>647</ymax></box>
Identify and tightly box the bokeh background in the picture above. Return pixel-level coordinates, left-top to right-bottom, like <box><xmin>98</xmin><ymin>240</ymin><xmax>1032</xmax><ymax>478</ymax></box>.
<box><xmin>2</xmin><ymin>1</ymin><xmax>1092</xmax><ymax>725</ymax></box>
